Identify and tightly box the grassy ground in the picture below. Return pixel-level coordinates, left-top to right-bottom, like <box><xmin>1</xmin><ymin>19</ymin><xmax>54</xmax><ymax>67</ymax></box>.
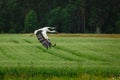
<box><xmin>0</xmin><ymin>34</ymin><xmax>120</xmax><ymax>80</ymax></box>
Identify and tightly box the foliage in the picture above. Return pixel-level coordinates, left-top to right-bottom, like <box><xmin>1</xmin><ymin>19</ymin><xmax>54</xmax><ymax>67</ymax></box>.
<box><xmin>115</xmin><ymin>13</ymin><xmax>120</xmax><ymax>33</ymax></box>
<box><xmin>47</xmin><ymin>4</ymin><xmax>77</xmax><ymax>33</ymax></box>
<box><xmin>0</xmin><ymin>0</ymin><xmax>120</xmax><ymax>33</ymax></box>
<box><xmin>47</xmin><ymin>7</ymin><xmax>62</xmax><ymax>31</ymax></box>
<box><xmin>24</xmin><ymin>10</ymin><xmax>39</xmax><ymax>33</ymax></box>
<box><xmin>115</xmin><ymin>21</ymin><xmax>120</xmax><ymax>33</ymax></box>
<box><xmin>60</xmin><ymin>4</ymin><xmax>77</xmax><ymax>33</ymax></box>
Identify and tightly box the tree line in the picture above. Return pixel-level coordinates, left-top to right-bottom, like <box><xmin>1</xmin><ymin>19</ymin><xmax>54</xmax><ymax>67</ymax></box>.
<box><xmin>0</xmin><ymin>0</ymin><xmax>120</xmax><ymax>33</ymax></box>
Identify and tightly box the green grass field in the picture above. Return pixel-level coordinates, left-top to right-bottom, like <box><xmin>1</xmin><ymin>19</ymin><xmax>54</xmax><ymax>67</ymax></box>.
<box><xmin>0</xmin><ymin>34</ymin><xmax>120</xmax><ymax>80</ymax></box>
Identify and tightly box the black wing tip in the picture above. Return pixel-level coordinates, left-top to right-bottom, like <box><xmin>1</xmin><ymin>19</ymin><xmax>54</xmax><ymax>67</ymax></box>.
<box><xmin>44</xmin><ymin>43</ymin><xmax>56</xmax><ymax>49</ymax></box>
<box><xmin>52</xmin><ymin>43</ymin><xmax>56</xmax><ymax>47</ymax></box>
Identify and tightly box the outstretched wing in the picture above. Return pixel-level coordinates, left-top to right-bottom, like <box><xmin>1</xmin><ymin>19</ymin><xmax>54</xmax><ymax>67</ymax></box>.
<box><xmin>35</xmin><ymin>31</ymin><xmax>52</xmax><ymax>49</ymax></box>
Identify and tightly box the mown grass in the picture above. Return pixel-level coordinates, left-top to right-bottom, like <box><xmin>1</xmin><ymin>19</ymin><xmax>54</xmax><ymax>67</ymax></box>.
<box><xmin>0</xmin><ymin>34</ymin><xmax>120</xmax><ymax>80</ymax></box>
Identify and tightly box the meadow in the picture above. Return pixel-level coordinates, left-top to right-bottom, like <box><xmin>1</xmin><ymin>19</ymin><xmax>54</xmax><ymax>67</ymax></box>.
<box><xmin>0</xmin><ymin>34</ymin><xmax>120</xmax><ymax>80</ymax></box>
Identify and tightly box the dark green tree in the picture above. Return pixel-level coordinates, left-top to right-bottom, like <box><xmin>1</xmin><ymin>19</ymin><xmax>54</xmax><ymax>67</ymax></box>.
<box><xmin>8</xmin><ymin>0</ymin><xmax>24</xmax><ymax>33</ymax></box>
<box><xmin>24</xmin><ymin>10</ymin><xmax>39</xmax><ymax>33</ymax></box>
<box><xmin>89</xmin><ymin>0</ymin><xmax>111</xmax><ymax>33</ymax></box>
<box><xmin>60</xmin><ymin>4</ymin><xmax>77</xmax><ymax>33</ymax></box>
<box><xmin>0</xmin><ymin>0</ymin><xmax>8</xmax><ymax>33</ymax></box>
<box><xmin>74</xmin><ymin>0</ymin><xmax>86</xmax><ymax>33</ymax></box>
<box><xmin>47</xmin><ymin>7</ymin><xmax>62</xmax><ymax>32</ymax></box>
<box><xmin>0</xmin><ymin>0</ymin><xmax>120</xmax><ymax>33</ymax></box>
<box><xmin>115</xmin><ymin>13</ymin><xmax>120</xmax><ymax>33</ymax></box>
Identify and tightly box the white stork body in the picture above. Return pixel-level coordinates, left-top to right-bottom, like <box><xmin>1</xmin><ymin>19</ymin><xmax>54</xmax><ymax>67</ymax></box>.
<box><xmin>34</xmin><ymin>27</ymin><xmax>56</xmax><ymax>49</ymax></box>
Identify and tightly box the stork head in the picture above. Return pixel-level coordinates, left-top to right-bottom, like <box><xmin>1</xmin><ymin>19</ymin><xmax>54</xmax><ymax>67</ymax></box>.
<box><xmin>48</xmin><ymin>27</ymin><xmax>56</xmax><ymax>31</ymax></box>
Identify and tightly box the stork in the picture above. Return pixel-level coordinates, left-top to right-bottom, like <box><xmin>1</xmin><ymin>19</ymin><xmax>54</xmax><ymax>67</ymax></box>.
<box><xmin>34</xmin><ymin>27</ymin><xmax>56</xmax><ymax>49</ymax></box>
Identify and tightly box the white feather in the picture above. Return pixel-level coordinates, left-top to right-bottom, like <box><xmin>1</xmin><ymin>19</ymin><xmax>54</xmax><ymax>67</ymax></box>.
<box><xmin>34</xmin><ymin>27</ymin><xmax>55</xmax><ymax>39</ymax></box>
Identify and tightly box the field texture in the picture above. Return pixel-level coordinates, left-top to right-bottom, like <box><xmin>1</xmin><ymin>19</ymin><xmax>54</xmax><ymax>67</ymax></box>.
<box><xmin>0</xmin><ymin>34</ymin><xmax>120</xmax><ymax>80</ymax></box>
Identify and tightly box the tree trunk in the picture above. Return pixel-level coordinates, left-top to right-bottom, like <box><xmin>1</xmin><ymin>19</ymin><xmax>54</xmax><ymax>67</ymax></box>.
<box><xmin>83</xmin><ymin>10</ymin><xmax>86</xmax><ymax>33</ymax></box>
<box><xmin>96</xmin><ymin>26</ymin><xmax>101</xmax><ymax>34</ymax></box>
<box><xmin>77</xmin><ymin>9</ymin><xmax>81</xmax><ymax>33</ymax></box>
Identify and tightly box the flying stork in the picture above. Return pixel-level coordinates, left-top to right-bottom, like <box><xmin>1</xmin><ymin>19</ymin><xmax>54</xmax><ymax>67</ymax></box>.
<box><xmin>34</xmin><ymin>27</ymin><xmax>56</xmax><ymax>49</ymax></box>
